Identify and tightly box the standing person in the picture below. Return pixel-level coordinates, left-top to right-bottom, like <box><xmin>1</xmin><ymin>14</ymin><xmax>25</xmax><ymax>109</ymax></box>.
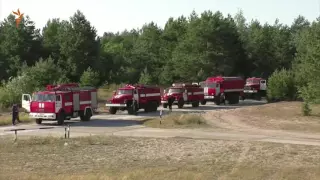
<box><xmin>222</xmin><ymin>94</ymin><xmax>226</xmax><ymax>105</ymax></box>
<box><xmin>12</xmin><ymin>103</ymin><xmax>21</xmax><ymax>125</ymax></box>
<box><xmin>132</xmin><ymin>89</ymin><xmax>138</xmax><ymax>115</ymax></box>
<box><xmin>168</xmin><ymin>96</ymin><xmax>174</xmax><ymax>112</ymax></box>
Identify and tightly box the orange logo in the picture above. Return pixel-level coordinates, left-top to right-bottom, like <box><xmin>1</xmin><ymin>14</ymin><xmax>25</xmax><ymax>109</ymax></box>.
<box><xmin>12</xmin><ymin>9</ymin><xmax>24</xmax><ymax>28</ymax></box>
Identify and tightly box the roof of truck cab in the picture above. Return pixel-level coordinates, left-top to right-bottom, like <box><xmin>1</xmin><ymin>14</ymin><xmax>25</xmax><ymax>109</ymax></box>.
<box><xmin>35</xmin><ymin>91</ymin><xmax>70</xmax><ymax>94</ymax></box>
<box><xmin>247</xmin><ymin>77</ymin><xmax>264</xmax><ymax>80</ymax></box>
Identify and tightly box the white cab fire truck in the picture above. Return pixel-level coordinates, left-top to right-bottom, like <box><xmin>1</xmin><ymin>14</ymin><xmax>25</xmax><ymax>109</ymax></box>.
<box><xmin>21</xmin><ymin>83</ymin><xmax>98</xmax><ymax>125</ymax></box>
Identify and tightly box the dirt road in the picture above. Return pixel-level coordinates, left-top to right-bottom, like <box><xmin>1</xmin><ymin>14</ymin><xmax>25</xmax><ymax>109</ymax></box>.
<box><xmin>1</xmin><ymin>100</ymin><xmax>320</xmax><ymax>146</ymax></box>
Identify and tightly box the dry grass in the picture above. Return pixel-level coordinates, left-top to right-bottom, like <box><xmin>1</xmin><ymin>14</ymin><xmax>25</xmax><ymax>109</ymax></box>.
<box><xmin>97</xmin><ymin>84</ymin><xmax>124</xmax><ymax>113</ymax></box>
<box><xmin>143</xmin><ymin>112</ymin><xmax>209</xmax><ymax>128</ymax></box>
<box><xmin>206</xmin><ymin>101</ymin><xmax>320</xmax><ymax>133</ymax></box>
<box><xmin>1</xmin><ymin>135</ymin><xmax>320</xmax><ymax>180</ymax></box>
<box><xmin>98</xmin><ymin>84</ymin><xmax>124</xmax><ymax>102</ymax></box>
<box><xmin>0</xmin><ymin>112</ymin><xmax>32</xmax><ymax>126</ymax></box>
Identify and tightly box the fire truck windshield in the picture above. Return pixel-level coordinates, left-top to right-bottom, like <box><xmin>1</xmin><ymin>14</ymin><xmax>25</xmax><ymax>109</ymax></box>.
<box><xmin>168</xmin><ymin>88</ymin><xmax>184</xmax><ymax>93</ymax></box>
<box><xmin>32</xmin><ymin>94</ymin><xmax>55</xmax><ymax>102</ymax></box>
<box><xmin>206</xmin><ymin>82</ymin><xmax>216</xmax><ymax>88</ymax></box>
<box><xmin>117</xmin><ymin>89</ymin><xmax>133</xmax><ymax>95</ymax></box>
<box><xmin>246</xmin><ymin>79</ymin><xmax>259</xmax><ymax>84</ymax></box>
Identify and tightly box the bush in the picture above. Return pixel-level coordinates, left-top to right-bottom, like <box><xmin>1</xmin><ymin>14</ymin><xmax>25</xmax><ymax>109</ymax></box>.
<box><xmin>267</xmin><ymin>68</ymin><xmax>297</xmax><ymax>101</ymax></box>
<box><xmin>0</xmin><ymin>75</ymin><xmax>35</xmax><ymax>108</ymax></box>
<box><xmin>298</xmin><ymin>82</ymin><xmax>320</xmax><ymax>115</ymax></box>
<box><xmin>80</xmin><ymin>67</ymin><xmax>100</xmax><ymax>87</ymax></box>
<box><xmin>302</xmin><ymin>101</ymin><xmax>312</xmax><ymax>116</ymax></box>
<box><xmin>173</xmin><ymin>114</ymin><xmax>207</xmax><ymax>125</ymax></box>
<box><xmin>138</xmin><ymin>67</ymin><xmax>153</xmax><ymax>84</ymax></box>
<box><xmin>0</xmin><ymin>57</ymin><xmax>61</xmax><ymax>108</ymax></box>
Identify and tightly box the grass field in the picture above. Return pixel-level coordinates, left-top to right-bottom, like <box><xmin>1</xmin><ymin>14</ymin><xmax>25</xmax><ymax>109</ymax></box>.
<box><xmin>0</xmin><ymin>112</ymin><xmax>31</xmax><ymax>126</ymax></box>
<box><xmin>1</xmin><ymin>135</ymin><xmax>320</xmax><ymax>180</ymax></box>
<box><xmin>143</xmin><ymin>112</ymin><xmax>209</xmax><ymax>128</ymax></box>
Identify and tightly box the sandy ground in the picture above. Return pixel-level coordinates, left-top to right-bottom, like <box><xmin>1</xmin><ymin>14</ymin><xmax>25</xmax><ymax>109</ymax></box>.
<box><xmin>204</xmin><ymin>101</ymin><xmax>320</xmax><ymax>134</ymax></box>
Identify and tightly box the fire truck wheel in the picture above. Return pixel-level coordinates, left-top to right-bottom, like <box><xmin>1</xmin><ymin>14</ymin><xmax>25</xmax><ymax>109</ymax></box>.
<box><xmin>200</xmin><ymin>100</ymin><xmax>207</xmax><ymax>105</ymax></box>
<box><xmin>144</xmin><ymin>106</ymin><xmax>150</xmax><ymax>112</ymax></box>
<box><xmin>57</xmin><ymin>112</ymin><xmax>65</xmax><ymax>125</ymax></box>
<box><xmin>177</xmin><ymin>99</ymin><xmax>184</xmax><ymax>109</ymax></box>
<box><xmin>255</xmin><ymin>93</ymin><xmax>262</xmax><ymax>101</ymax></box>
<box><xmin>35</xmin><ymin>119</ymin><xmax>42</xmax><ymax>125</ymax></box>
<box><xmin>151</xmin><ymin>101</ymin><xmax>158</xmax><ymax>112</ymax></box>
<box><xmin>128</xmin><ymin>107</ymin><xmax>135</xmax><ymax>115</ymax></box>
<box><xmin>214</xmin><ymin>97</ymin><xmax>221</xmax><ymax>105</ymax></box>
<box><xmin>192</xmin><ymin>101</ymin><xmax>200</xmax><ymax>107</ymax></box>
<box><xmin>80</xmin><ymin>109</ymin><xmax>92</xmax><ymax>121</ymax></box>
<box><xmin>109</xmin><ymin>107</ymin><xmax>117</xmax><ymax>114</ymax></box>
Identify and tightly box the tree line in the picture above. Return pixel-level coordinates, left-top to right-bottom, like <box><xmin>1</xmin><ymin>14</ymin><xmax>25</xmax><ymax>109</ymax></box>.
<box><xmin>0</xmin><ymin>10</ymin><xmax>319</xmax><ymax>114</ymax></box>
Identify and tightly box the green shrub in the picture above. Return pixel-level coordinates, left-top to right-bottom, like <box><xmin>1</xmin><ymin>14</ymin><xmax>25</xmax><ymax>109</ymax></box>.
<box><xmin>267</xmin><ymin>68</ymin><xmax>297</xmax><ymax>101</ymax></box>
<box><xmin>80</xmin><ymin>67</ymin><xmax>100</xmax><ymax>87</ymax></box>
<box><xmin>302</xmin><ymin>101</ymin><xmax>312</xmax><ymax>116</ymax></box>
<box><xmin>0</xmin><ymin>57</ymin><xmax>61</xmax><ymax>108</ymax></box>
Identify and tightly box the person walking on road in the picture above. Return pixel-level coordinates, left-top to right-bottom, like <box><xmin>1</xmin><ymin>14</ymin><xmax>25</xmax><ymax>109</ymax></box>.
<box><xmin>12</xmin><ymin>103</ymin><xmax>21</xmax><ymax>125</ymax></box>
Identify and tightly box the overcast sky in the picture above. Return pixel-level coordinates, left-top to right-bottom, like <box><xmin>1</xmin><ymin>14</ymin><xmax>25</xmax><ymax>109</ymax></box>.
<box><xmin>0</xmin><ymin>0</ymin><xmax>319</xmax><ymax>36</ymax></box>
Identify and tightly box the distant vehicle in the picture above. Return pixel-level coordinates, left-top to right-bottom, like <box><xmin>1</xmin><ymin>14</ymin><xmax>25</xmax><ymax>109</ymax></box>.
<box><xmin>201</xmin><ymin>76</ymin><xmax>245</xmax><ymax>105</ymax></box>
<box><xmin>161</xmin><ymin>83</ymin><xmax>204</xmax><ymax>108</ymax></box>
<box><xmin>21</xmin><ymin>83</ymin><xmax>98</xmax><ymax>125</ymax></box>
<box><xmin>243</xmin><ymin>77</ymin><xmax>267</xmax><ymax>100</ymax></box>
<box><xmin>105</xmin><ymin>84</ymin><xmax>161</xmax><ymax>115</ymax></box>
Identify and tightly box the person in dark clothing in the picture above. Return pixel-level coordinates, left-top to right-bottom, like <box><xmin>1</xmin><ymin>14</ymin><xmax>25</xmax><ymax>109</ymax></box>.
<box><xmin>222</xmin><ymin>94</ymin><xmax>226</xmax><ymax>105</ymax></box>
<box><xmin>132</xmin><ymin>89</ymin><xmax>138</xmax><ymax>115</ymax></box>
<box><xmin>167</xmin><ymin>96</ymin><xmax>175</xmax><ymax>112</ymax></box>
<box><xmin>12</xmin><ymin>104</ymin><xmax>21</xmax><ymax>125</ymax></box>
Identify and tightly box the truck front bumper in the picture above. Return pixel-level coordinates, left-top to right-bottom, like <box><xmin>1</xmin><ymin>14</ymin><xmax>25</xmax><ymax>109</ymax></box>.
<box><xmin>105</xmin><ymin>103</ymin><xmax>127</xmax><ymax>107</ymax></box>
<box><xmin>204</xmin><ymin>95</ymin><xmax>214</xmax><ymax>100</ymax></box>
<box><xmin>29</xmin><ymin>113</ymin><xmax>56</xmax><ymax>120</ymax></box>
<box><xmin>161</xmin><ymin>100</ymin><xmax>179</xmax><ymax>104</ymax></box>
<box><xmin>244</xmin><ymin>90</ymin><xmax>257</xmax><ymax>93</ymax></box>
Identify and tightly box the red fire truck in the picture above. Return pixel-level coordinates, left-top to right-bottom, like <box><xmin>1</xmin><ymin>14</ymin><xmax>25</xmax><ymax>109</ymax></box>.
<box><xmin>243</xmin><ymin>77</ymin><xmax>267</xmax><ymax>100</ymax></box>
<box><xmin>201</xmin><ymin>76</ymin><xmax>245</xmax><ymax>105</ymax></box>
<box><xmin>21</xmin><ymin>83</ymin><xmax>98</xmax><ymax>125</ymax></box>
<box><xmin>161</xmin><ymin>83</ymin><xmax>204</xmax><ymax>108</ymax></box>
<box><xmin>105</xmin><ymin>84</ymin><xmax>161</xmax><ymax>115</ymax></box>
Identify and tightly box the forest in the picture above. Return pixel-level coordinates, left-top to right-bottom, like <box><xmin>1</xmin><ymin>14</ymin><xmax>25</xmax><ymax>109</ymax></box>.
<box><xmin>0</xmin><ymin>10</ymin><xmax>319</xmax><ymax>113</ymax></box>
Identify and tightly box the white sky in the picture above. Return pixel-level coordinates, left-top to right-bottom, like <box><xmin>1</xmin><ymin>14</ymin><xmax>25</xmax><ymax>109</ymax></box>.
<box><xmin>0</xmin><ymin>0</ymin><xmax>319</xmax><ymax>36</ymax></box>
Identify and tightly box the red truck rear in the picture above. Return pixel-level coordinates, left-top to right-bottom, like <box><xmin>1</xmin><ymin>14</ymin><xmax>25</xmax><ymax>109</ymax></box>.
<box><xmin>201</xmin><ymin>76</ymin><xmax>245</xmax><ymax>105</ymax></box>
<box><xmin>161</xmin><ymin>83</ymin><xmax>204</xmax><ymax>108</ymax></box>
<box><xmin>105</xmin><ymin>84</ymin><xmax>161</xmax><ymax>115</ymax></box>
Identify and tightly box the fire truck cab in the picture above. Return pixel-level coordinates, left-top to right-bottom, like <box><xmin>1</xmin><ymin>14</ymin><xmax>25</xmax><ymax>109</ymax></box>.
<box><xmin>105</xmin><ymin>84</ymin><xmax>161</xmax><ymax>115</ymax></box>
<box><xmin>161</xmin><ymin>83</ymin><xmax>204</xmax><ymax>109</ymax></box>
<box><xmin>201</xmin><ymin>76</ymin><xmax>245</xmax><ymax>105</ymax></box>
<box><xmin>21</xmin><ymin>83</ymin><xmax>98</xmax><ymax>125</ymax></box>
<box><xmin>243</xmin><ymin>77</ymin><xmax>267</xmax><ymax>100</ymax></box>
